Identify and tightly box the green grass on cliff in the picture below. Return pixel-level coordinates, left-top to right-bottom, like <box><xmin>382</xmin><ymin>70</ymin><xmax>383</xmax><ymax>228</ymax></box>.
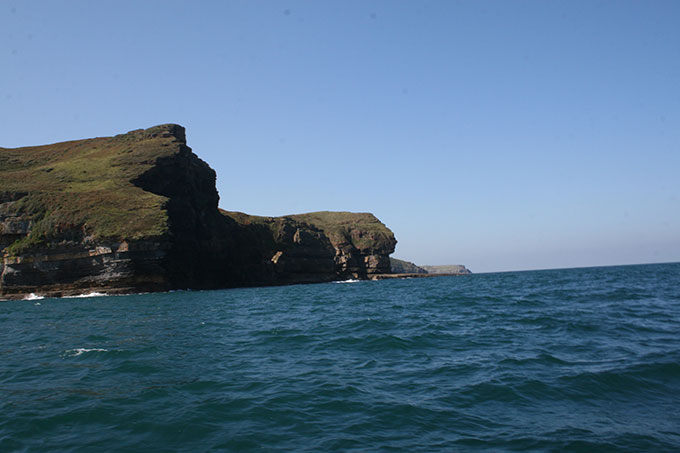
<box><xmin>390</xmin><ymin>257</ymin><xmax>428</xmax><ymax>274</ymax></box>
<box><xmin>0</xmin><ymin>125</ymin><xmax>185</xmax><ymax>254</ymax></box>
<box><xmin>1</xmin><ymin>125</ymin><xmax>396</xmax><ymax>258</ymax></box>
<box><xmin>222</xmin><ymin>210</ymin><xmax>395</xmax><ymax>252</ymax></box>
<box><xmin>288</xmin><ymin>211</ymin><xmax>395</xmax><ymax>251</ymax></box>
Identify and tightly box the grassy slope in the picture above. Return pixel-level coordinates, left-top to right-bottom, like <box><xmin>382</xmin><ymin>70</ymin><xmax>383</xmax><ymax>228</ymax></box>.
<box><xmin>0</xmin><ymin>126</ymin><xmax>183</xmax><ymax>255</ymax></box>
<box><xmin>222</xmin><ymin>210</ymin><xmax>395</xmax><ymax>252</ymax></box>
<box><xmin>1</xmin><ymin>125</ymin><xmax>395</xmax><ymax>259</ymax></box>
<box><xmin>421</xmin><ymin>265</ymin><xmax>471</xmax><ymax>274</ymax></box>
<box><xmin>288</xmin><ymin>211</ymin><xmax>394</xmax><ymax>251</ymax></box>
<box><xmin>390</xmin><ymin>257</ymin><xmax>428</xmax><ymax>274</ymax></box>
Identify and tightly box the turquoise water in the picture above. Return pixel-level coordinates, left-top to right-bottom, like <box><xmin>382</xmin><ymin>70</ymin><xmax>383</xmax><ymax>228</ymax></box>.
<box><xmin>1</xmin><ymin>263</ymin><xmax>679</xmax><ymax>451</ymax></box>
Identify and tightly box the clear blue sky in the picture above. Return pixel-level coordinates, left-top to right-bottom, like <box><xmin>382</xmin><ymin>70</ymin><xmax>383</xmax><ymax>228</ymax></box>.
<box><xmin>2</xmin><ymin>1</ymin><xmax>679</xmax><ymax>272</ymax></box>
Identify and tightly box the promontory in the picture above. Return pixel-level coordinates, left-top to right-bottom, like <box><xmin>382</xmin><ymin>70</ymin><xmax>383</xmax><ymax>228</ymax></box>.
<box><xmin>0</xmin><ymin>124</ymin><xmax>397</xmax><ymax>299</ymax></box>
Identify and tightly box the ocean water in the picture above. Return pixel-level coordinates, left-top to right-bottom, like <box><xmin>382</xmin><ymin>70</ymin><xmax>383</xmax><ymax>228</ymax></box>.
<box><xmin>1</xmin><ymin>263</ymin><xmax>679</xmax><ymax>452</ymax></box>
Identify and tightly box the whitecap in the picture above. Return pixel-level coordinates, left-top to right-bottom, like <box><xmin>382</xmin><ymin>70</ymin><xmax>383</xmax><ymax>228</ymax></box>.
<box><xmin>65</xmin><ymin>348</ymin><xmax>108</xmax><ymax>357</ymax></box>
<box><xmin>24</xmin><ymin>293</ymin><xmax>44</xmax><ymax>300</ymax></box>
<box><xmin>334</xmin><ymin>279</ymin><xmax>361</xmax><ymax>284</ymax></box>
<box><xmin>63</xmin><ymin>292</ymin><xmax>107</xmax><ymax>299</ymax></box>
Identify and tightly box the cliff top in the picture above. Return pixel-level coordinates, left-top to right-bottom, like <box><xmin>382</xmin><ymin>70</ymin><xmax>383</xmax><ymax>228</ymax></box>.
<box><xmin>390</xmin><ymin>257</ymin><xmax>428</xmax><ymax>274</ymax></box>
<box><xmin>0</xmin><ymin>124</ymin><xmax>188</xmax><ymax>253</ymax></box>
<box><xmin>223</xmin><ymin>210</ymin><xmax>396</xmax><ymax>254</ymax></box>
<box><xmin>2</xmin><ymin>125</ymin><xmax>398</xmax><ymax>260</ymax></box>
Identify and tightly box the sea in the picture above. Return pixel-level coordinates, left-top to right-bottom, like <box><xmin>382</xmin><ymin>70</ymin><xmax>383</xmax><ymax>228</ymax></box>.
<box><xmin>1</xmin><ymin>262</ymin><xmax>679</xmax><ymax>452</ymax></box>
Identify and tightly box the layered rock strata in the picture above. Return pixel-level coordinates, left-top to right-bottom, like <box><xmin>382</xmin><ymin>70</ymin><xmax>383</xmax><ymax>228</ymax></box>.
<box><xmin>224</xmin><ymin>210</ymin><xmax>396</xmax><ymax>283</ymax></box>
<box><xmin>0</xmin><ymin>125</ymin><xmax>396</xmax><ymax>299</ymax></box>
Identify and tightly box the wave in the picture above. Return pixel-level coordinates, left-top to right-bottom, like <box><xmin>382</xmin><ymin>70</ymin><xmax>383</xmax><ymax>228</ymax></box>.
<box><xmin>333</xmin><ymin>279</ymin><xmax>361</xmax><ymax>284</ymax></box>
<box><xmin>63</xmin><ymin>292</ymin><xmax>108</xmax><ymax>299</ymax></box>
<box><xmin>64</xmin><ymin>348</ymin><xmax>109</xmax><ymax>357</ymax></box>
<box><xmin>18</xmin><ymin>291</ymin><xmax>108</xmax><ymax>301</ymax></box>
<box><xmin>2</xmin><ymin>263</ymin><xmax>678</xmax><ymax>451</ymax></box>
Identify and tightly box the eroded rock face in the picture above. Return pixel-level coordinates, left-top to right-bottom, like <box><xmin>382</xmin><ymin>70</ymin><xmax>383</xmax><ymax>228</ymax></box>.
<box><xmin>320</xmin><ymin>221</ymin><xmax>396</xmax><ymax>277</ymax></box>
<box><xmin>0</xmin><ymin>124</ymin><xmax>398</xmax><ymax>299</ymax></box>
<box><xmin>0</xmin><ymin>192</ymin><xmax>31</xmax><ymax>251</ymax></box>
<box><xmin>0</xmin><ymin>125</ymin><xmax>192</xmax><ymax>298</ymax></box>
<box><xmin>223</xmin><ymin>211</ymin><xmax>397</xmax><ymax>283</ymax></box>
<box><xmin>0</xmin><ymin>240</ymin><xmax>171</xmax><ymax>298</ymax></box>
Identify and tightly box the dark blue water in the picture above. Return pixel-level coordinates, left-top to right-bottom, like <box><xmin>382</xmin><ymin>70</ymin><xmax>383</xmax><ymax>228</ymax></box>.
<box><xmin>1</xmin><ymin>263</ymin><xmax>679</xmax><ymax>451</ymax></box>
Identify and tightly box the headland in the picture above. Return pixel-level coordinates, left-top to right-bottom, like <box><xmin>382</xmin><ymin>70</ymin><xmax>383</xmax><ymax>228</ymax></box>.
<box><xmin>0</xmin><ymin>125</ymin><xmax>397</xmax><ymax>299</ymax></box>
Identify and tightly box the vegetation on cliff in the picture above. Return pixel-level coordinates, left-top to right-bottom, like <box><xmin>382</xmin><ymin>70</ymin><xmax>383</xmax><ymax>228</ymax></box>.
<box><xmin>421</xmin><ymin>265</ymin><xmax>472</xmax><ymax>275</ymax></box>
<box><xmin>1</xmin><ymin>124</ymin><xmax>398</xmax><ymax>298</ymax></box>
<box><xmin>225</xmin><ymin>210</ymin><xmax>396</xmax><ymax>255</ymax></box>
<box><xmin>390</xmin><ymin>257</ymin><xmax>428</xmax><ymax>274</ymax></box>
<box><xmin>222</xmin><ymin>210</ymin><xmax>396</xmax><ymax>279</ymax></box>
<box><xmin>0</xmin><ymin>125</ymin><xmax>190</xmax><ymax>255</ymax></box>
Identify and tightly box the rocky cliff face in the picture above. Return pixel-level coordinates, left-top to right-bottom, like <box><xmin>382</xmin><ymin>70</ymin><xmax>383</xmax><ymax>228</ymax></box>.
<box><xmin>0</xmin><ymin>125</ymin><xmax>396</xmax><ymax>299</ymax></box>
<box><xmin>0</xmin><ymin>125</ymin><xmax>205</xmax><ymax>297</ymax></box>
<box><xmin>390</xmin><ymin>257</ymin><xmax>428</xmax><ymax>274</ymax></box>
<box><xmin>224</xmin><ymin>211</ymin><xmax>396</xmax><ymax>283</ymax></box>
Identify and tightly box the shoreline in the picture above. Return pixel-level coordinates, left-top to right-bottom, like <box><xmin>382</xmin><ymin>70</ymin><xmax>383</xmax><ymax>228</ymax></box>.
<box><xmin>0</xmin><ymin>273</ymin><xmax>474</xmax><ymax>301</ymax></box>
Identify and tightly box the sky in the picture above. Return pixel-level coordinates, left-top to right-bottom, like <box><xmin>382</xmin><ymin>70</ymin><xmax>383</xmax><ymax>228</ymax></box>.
<box><xmin>2</xmin><ymin>0</ymin><xmax>679</xmax><ymax>273</ymax></box>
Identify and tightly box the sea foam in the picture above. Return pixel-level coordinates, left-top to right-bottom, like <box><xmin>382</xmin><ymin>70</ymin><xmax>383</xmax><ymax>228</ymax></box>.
<box><xmin>64</xmin><ymin>292</ymin><xmax>108</xmax><ymax>299</ymax></box>
<box><xmin>65</xmin><ymin>348</ymin><xmax>109</xmax><ymax>356</ymax></box>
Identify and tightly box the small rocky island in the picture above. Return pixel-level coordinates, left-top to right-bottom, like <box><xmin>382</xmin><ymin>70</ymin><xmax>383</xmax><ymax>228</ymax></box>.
<box><xmin>0</xmin><ymin>125</ymin><xmax>397</xmax><ymax>299</ymax></box>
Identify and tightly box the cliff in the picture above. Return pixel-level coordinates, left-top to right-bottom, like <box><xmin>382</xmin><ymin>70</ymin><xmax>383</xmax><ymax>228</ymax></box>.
<box><xmin>390</xmin><ymin>258</ymin><xmax>428</xmax><ymax>274</ymax></box>
<box><xmin>0</xmin><ymin>125</ymin><xmax>396</xmax><ymax>299</ymax></box>
<box><xmin>224</xmin><ymin>211</ymin><xmax>396</xmax><ymax>283</ymax></box>
<box><xmin>421</xmin><ymin>265</ymin><xmax>472</xmax><ymax>275</ymax></box>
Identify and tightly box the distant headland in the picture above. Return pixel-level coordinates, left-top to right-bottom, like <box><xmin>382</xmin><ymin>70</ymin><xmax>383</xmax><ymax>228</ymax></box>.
<box><xmin>0</xmin><ymin>124</ymin><xmax>468</xmax><ymax>300</ymax></box>
<box><xmin>388</xmin><ymin>258</ymin><xmax>471</xmax><ymax>278</ymax></box>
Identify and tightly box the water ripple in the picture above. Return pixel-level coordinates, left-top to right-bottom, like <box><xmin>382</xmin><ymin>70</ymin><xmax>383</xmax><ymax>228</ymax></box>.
<box><xmin>0</xmin><ymin>262</ymin><xmax>679</xmax><ymax>451</ymax></box>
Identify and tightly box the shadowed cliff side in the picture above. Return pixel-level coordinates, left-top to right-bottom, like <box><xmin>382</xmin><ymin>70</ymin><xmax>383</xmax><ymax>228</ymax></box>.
<box><xmin>0</xmin><ymin>124</ymin><xmax>397</xmax><ymax>299</ymax></box>
<box><xmin>0</xmin><ymin>125</ymin><xmax>187</xmax><ymax>298</ymax></box>
<box><xmin>223</xmin><ymin>211</ymin><xmax>396</xmax><ymax>282</ymax></box>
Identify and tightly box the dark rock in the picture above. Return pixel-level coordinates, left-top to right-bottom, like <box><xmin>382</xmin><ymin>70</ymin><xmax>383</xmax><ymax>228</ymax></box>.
<box><xmin>223</xmin><ymin>210</ymin><xmax>396</xmax><ymax>283</ymax></box>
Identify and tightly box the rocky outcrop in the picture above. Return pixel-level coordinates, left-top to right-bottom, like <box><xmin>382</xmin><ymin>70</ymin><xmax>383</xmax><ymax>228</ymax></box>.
<box><xmin>224</xmin><ymin>211</ymin><xmax>396</xmax><ymax>283</ymax></box>
<box><xmin>0</xmin><ymin>125</ymin><xmax>206</xmax><ymax>298</ymax></box>
<box><xmin>389</xmin><ymin>259</ymin><xmax>471</xmax><ymax>275</ymax></box>
<box><xmin>390</xmin><ymin>257</ymin><xmax>428</xmax><ymax>274</ymax></box>
<box><xmin>421</xmin><ymin>265</ymin><xmax>472</xmax><ymax>275</ymax></box>
<box><xmin>0</xmin><ymin>125</ymin><xmax>397</xmax><ymax>299</ymax></box>
<box><xmin>286</xmin><ymin>211</ymin><xmax>395</xmax><ymax>278</ymax></box>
